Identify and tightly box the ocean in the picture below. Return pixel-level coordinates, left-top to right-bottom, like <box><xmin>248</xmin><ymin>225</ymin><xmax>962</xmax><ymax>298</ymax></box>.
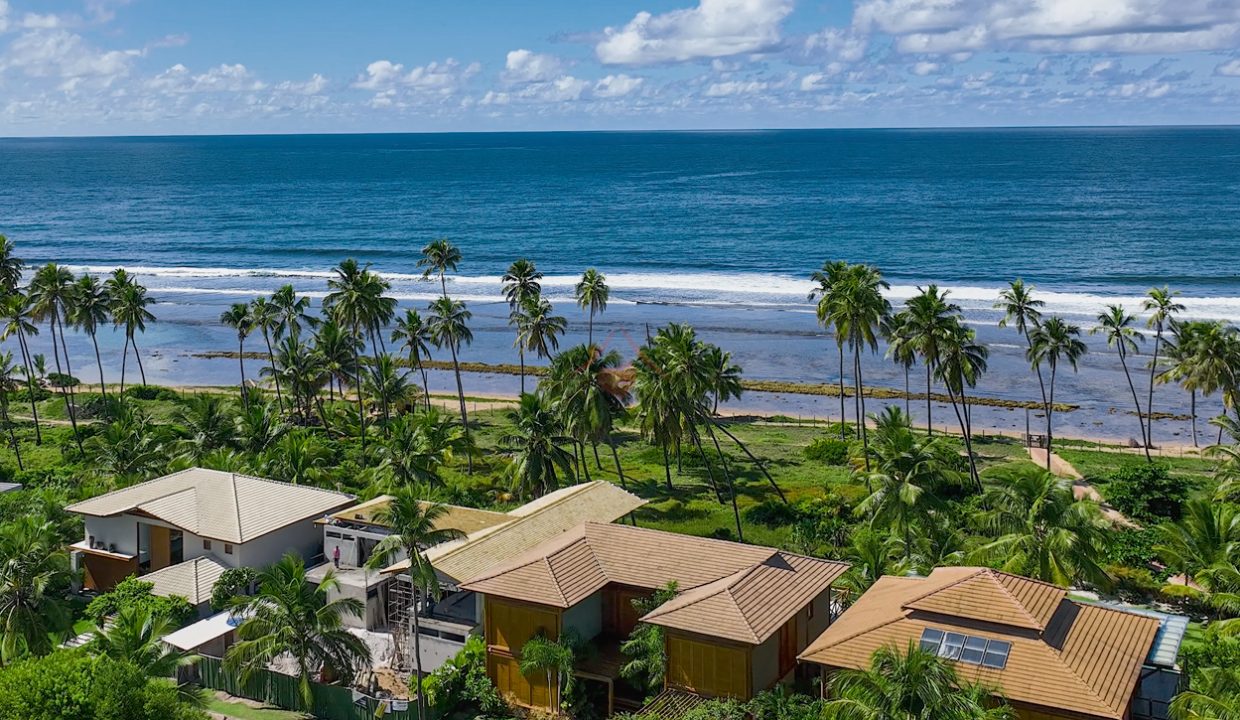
<box><xmin>2</xmin><ymin>128</ymin><xmax>1238</xmax><ymax>443</ymax></box>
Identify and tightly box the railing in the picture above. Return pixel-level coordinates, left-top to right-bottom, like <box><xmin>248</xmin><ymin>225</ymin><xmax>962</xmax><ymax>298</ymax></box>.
<box><xmin>194</xmin><ymin>655</ymin><xmax>416</xmax><ymax>720</ymax></box>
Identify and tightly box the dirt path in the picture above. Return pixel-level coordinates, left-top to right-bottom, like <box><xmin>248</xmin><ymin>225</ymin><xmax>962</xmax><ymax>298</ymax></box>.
<box><xmin>1027</xmin><ymin>448</ymin><xmax>1138</xmax><ymax>528</ymax></box>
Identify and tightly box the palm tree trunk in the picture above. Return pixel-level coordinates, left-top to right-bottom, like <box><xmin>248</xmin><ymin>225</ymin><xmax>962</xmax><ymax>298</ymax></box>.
<box><xmin>131</xmin><ymin>331</ymin><xmax>148</xmax><ymax>385</ymax></box>
<box><xmin>592</xmin><ymin>441</ymin><xmax>603</xmax><ymax>470</ymax></box>
<box><xmin>1024</xmin><ymin>331</ymin><xmax>1049</xmax><ymax>430</ymax></box>
<box><xmin>1190</xmin><ymin>390</ymin><xmax>1198</xmax><ymax>448</ymax></box>
<box><xmin>2</xmin><ymin>403</ymin><xmax>23</xmax><ymax>471</ymax></box>
<box><xmin>1046</xmin><ymin>364</ymin><xmax>1057</xmax><ymax>471</ymax></box>
<box><xmin>118</xmin><ymin>329</ymin><xmax>129</xmax><ymax>395</ymax></box>
<box><xmin>837</xmin><ymin>343</ymin><xmax>847</xmax><ymax>437</ymax></box>
<box><xmin>1118</xmin><ymin>351</ymin><xmax>1150</xmax><ymax>460</ymax></box>
<box><xmin>89</xmin><ymin>329</ymin><xmax>106</xmax><ymax>401</ymax></box>
<box><xmin>948</xmin><ymin>383</ymin><xmax>981</xmax><ymax>492</ymax></box>
<box><xmin>263</xmin><ymin>330</ymin><xmax>284</xmax><ymax>412</ymax></box>
<box><xmin>519</xmin><ymin>345</ymin><xmax>526</xmax><ymax>395</ymax></box>
<box><xmin>238</xmin><ymin>338</ymin><xmax>249</xmax><ymax>411</ymax></box>
<box><xmin>578</xmin><ymin>441</ymin><xmax>592</xmax><ymax>481</ymax></box>
<box><xmin>1147</xmin><ymin>330</ymin><xmax>1162</xmax><ymax>449</ymax></box>
<box><xmin>55</xmin><ymin>312</ymin><xmax>82</xmax><ymax>423</ymax></box>
<box><xmin>607</xmin><ymin>434</ymin><xmax>627</xmax><ymax>490</ymax></box>
<box><xmin>48</xmin><ymin>313</ymin><xmax>82</xmax><ymax>454</ymax></box>
<box><xmin>855</xmin><ymin>345</ymin><xmax>870</xmax><ymax>472</ymax></box>
<box><xmin>410</xmin><ymin>583</ymin><xmax>427</xmax><ymax>720</ymax></box>
<box><xmin>447</xmin><ymin>342</ymin><xmax>472</xmax><ymax>474</ymax></box>
<box><xmin>661</xmin><ymin>439</ymin><xmax>672</xmax><ymax>489</ymax></box>
<box><xmin>925</xmin><ymin>363</ymin><xmax>933</xmax><ymax>436</ymax></box>
<box><xmin>710</xmin><ymin>419</ymin><xmax>788</xmax><ymax>504</ymax></box>
<box><xmin>352</xmin><ymin>336</ymin><xmax>367</xmax><ymax>457</ymax></box>
<box><xmin>692</xmin><ymin>433</ymin><xmax>724</xmax><ymax>504</ymax></box>
<box><xmin>904</xmin><ymin>364</ymin><xmax>910</xmax><ymax>417</ymax></box>
<box><xmin>418</xmin><ymin>364</ymin><xmax>431</xmax><ymax>411</ymax></box>
<box><xmin>16</xmin><ymin>330</ymin><xmax>41</xmax><ymax>444</ymax></box>
<box><xmin>705</xmin><ymin>423</ymin><xmax>743</xmax><ymax>540</ymax></box>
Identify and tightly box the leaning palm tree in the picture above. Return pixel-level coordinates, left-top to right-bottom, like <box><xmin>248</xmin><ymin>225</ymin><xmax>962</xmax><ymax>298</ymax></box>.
<box><xmin>1027</xmin><ymin>316</ymin><xmax>1087</xmax><ymax>469</ymax></box>
<box><xmin>0</xmin><ymin>294</ymin><xmax>41</xmax><ymax>444</ymax></box>
<box><xmin>418</xmin><ymin>238</ymin><xmax>462</xmax><ymax>299</ymax></box>
<box><xmin>517</xmin><ymin>296</ymin><xmax>567</xmax><ymax>394</ymax></box>
<box><xmin>249</xmin><ymin>296</ymin><xmax>285</xmax><ymax>410</ymax></box>
<box><xmin>821</xmin><ymin>644</ymin><xmax>1015</xmax><ymax>720</ymax></box>
<box><xmin>972</xmin><ymin>465</ymin><xmax>1112</xmax><ymax>588</ymax></box>
<box><xmin>575</xmin><ymin>268</ymin><xmax>610</xmax><ymax>346</ymax></box>
<box><xmin>28</xmin><ymin>262</ymin><xmax>82</xmax><ymax>453</ymax></box>
<box><xmin>1143</xmin><ymin>286</ymin><xmax>1185</xmax><ymax>446</ymax></box>
<box><xmin>502</xmin><ymin>392</ymin><xmax>577</xmax><ymax>499</ymax></box>
<box><xmin>364</xmin><ymin>489</ymin><xmax>465</xmax><ymax>720</ymax></box>
<box><xmin>224</xmin><ymin>554</ymin><xmax>371</xmax><ymax>709</ymax></box>
<box><xmin>427</xmin><ymin>296</ymin><xmax>474</xmax><ymax>473</ymax></box>
<box><xmin>0</xmin><ymin>516</ymin><xmax>73</xmax><ymax>664</ymax></box>
<box><xmin>810</xmin><ymin>260</ymin><xmax>852</xmax><ymax>437</ymax></box>
<box><xmin>996</xmin><ymin>279</ymin><xmax>1048</xmax><ymax>422</ymax></box>
<box><xmin>391</xmin><ymin>309</ymin><xmax>434</xmax><ymax>410</ymax></box>
<box><xmin>0</xmin><ymin>352</ymin><xmax>23</xmax><ymax>470</ymax></box>
<box><xmin>1093</xmin><ymin>304</ymin><xmax>1148</xmax><ymax>458</ymax></box>
<box><xmin>67</xmin><ymin>274</ymin><xmax>111</xmax><ymax>400</ymax></box>
<box><xmin>220</xmin><ymin>302</ymin><xmax>254</xmax><ymax>410</ymax></box>
<box><xmin>108</xmin><ymin>272</ymin><xmax>156</xmax><ymax>390</ymax></box>
<box><xmin>934</xmin><ymin>320</ymin><xmax>988</xmax><ymax>490</ymax></box>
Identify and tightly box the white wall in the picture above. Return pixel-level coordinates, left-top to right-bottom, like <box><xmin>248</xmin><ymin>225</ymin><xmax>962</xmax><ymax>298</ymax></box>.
<box><xmin>562</xmin><ymin>591</ymin><xmax>602</xmax><ymax>642</ymax></box>
<box><xmin>84</xmin><ymin>515</ymin><xmax>139</xmax><ymax>555</ymax></box>
<box><xmin>235</xmin><ymin>520</ymin><xmax>326</xmax><ymax>569</ymax></box>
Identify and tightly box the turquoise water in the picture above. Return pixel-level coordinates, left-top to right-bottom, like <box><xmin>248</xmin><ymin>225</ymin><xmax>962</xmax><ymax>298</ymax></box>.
<box><xmin>1</xmin><ymin>128</ymin><xmax>1237</xmax><ymax>441</ymax></box>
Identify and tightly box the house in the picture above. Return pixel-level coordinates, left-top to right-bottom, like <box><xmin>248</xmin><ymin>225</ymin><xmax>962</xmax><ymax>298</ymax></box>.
<box><xmin>308</xmin><ymin>481</ymin><xmax>646</xmax><ymax>674</ymax></box>
<box><xmin>459</xmin><ymin>522</ymin><xmax>850</xmax><ymax>715</ymax></box>
<box><xmin>66</xmin><ymin>468</ymin><xmax>356</xmax><ymax>611</ymax></box>
<box><xmin>798</xmin><ymin>566</ymin><xmax>1187</xmax><ymax>720</ymax></box>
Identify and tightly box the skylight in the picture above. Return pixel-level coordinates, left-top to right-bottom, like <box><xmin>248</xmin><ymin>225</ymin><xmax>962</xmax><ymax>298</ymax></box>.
<box><xmin>919</xmin><ymin>628</ymin><xmax>1012</xmax><ymax>670</ymax></box>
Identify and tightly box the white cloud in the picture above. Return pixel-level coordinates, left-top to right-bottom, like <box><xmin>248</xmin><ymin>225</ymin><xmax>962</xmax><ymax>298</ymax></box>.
<box><xmin>1217</xmin><ymin>58</ymin><xmax>1240</xmax><ymax>76</ymax></box>
<box><xmin>0</xmin><ymin>29</ymin><xmax>139</xmax><ymax>85</ymax></box>
<box><xmin>596</xmin><ymin>0</ymin><xmax>793</xmax><ymax>65</ymax></box>
<box><xmin>705</xmin><ymin>79</ymin><xmax>767</xmax><ymax>96</ymax></box>
<box><xmin>503</xmin><ymin>49</ymin><xmax>563</xmax><ymax>83</ymax></box>
<box><xmin>912</xmin><ymin>61</ymin><xmax>941</xmax><ymax>76</ymax></box>
<box><xmin>804</xmin><ymin>28</ymin><xmax>868</xmax><ymax>63</ymax></box>
<box><xmin>149</xmin><ymin>63</ymin><xmax>265</xmax><ymax>93</ymax></box>
<box><xmin>354</xmin><ymin>60</ymin><xmax>405</xmax><ymax>90</ymax></box>
<box><xmin>353</xmin><ymin>58</ymin><xmax>479</xmax><ymax>96</ymax></box>
<box><xmin>276</xmin><ymin>73</ymin><xmax>329</xmax><ymax>95</ymax></box>
<box><xmin>853</xmin><ymin>0</ymin><xmax>1240</xmax><ymax>55</ymax></box>
<box><xmin>0</xmin><ymin>1</ymin><xmax>9</xmax><ymax>32</ymax></box>
<box><xmin>594</xmin><ymin>73</ymin><xmax>644</xmax><ymax>97</ymax></box>
<box><xmin>800</xmin><ymin>72</ymin><xmax>826</xmax><ymax>91</ymax></box>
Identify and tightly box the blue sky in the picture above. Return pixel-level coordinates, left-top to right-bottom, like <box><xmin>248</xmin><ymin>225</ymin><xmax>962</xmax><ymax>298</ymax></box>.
<box><xmin>1</xmin><ymin>0</ymin><xmax>1239</xmax><ymax>135</ymax></box>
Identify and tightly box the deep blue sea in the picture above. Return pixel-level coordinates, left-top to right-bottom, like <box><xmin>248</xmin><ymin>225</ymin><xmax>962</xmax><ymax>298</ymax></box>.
<box><xmin>2</xmin><ymin>128</ymin><xmax>1238</xmax><ymax>442</ymax></box>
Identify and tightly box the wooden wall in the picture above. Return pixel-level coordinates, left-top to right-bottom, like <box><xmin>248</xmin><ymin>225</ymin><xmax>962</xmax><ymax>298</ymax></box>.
<box><xmin>666</xmin><ymin>631</ymin><xmax>751</xmax><ymax>700</ymax></box>
<box><xmin>483</xmin><ymin>596</ymin><xmax>562</xmax><ymax>710</ymax></box>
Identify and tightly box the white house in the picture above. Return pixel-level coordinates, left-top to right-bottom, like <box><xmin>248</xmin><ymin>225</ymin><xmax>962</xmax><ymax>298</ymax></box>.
<box><xmin>67</xmin><ymin>468</ymin><xmax>355</xmax><ymax>610</ymax></box>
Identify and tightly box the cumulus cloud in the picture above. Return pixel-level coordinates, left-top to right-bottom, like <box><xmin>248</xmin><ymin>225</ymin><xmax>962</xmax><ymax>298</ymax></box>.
<box><xmin>149</xmin><ymin>63</ymin><xmax>265</xmax><ymax>93</ymax></box>
<box><xmin>1218</xmin><ymin>58</ymin><xmax>1240</xmax><ymax>76</ymax></box>
<box><xmin>353</xmin><ymin>58</ymin><xmax>479</xmax><ymax>95</ymax></box>
<box><xmin>0</xmin><ymin>28</ymin><xmax>140</xmax><ymax>86</ymax></box>
<box><xmin>503</xmin><ymin>49</ymin><xmax>564</xmax><ymax>83</ymax></box>
<box><xmin>852</xmin><ymin>0</ymin><xmax>1240</xmax><ymax>55</ymax></box>
<box><xmin>594</xmin><ymin>73</ymin><xmax>644</xmax><ymax>97</ymax></box>
<box><xmin>705</xmin><ymin>79</ymin><xmax>767</xmax><ymax>96</ymax></box>
<box><xmin>276</xmin><ymin>73</ymin><xmax>329</xmax><ymax>95</ymax></box>
<box><xmin>596</xmin><ymin>0</ymin><xmax>793</xmax><ymax>65</ymax></box>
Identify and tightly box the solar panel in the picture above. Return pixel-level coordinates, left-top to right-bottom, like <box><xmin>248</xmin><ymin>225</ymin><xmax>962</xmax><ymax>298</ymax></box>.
<box><xmin>919</xmin><ymin>628</ymin><xmax>945</xmax><ymax>653</ymax></box>
<box><xmin>982</xmin><ymin>640</ymin><xmax>1012</xmax><ymax>669</ymax></box>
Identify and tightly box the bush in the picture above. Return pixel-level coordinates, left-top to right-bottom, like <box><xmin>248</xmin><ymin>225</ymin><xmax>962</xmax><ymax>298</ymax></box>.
<box><xmin>85</xmin><ymin>577</ymin><xmax>194</xmax><ymax>627</ymax></box>
<box><xmin>1182</xmin><ymin>629</ymin><xmax>1240</xmax><ymax>687</ymax></box>
<box><xmin>122</xmin><ymin>386</ymin><xmax>182</xmax><ymax>402</ymax></box>
<box><xmin>1105</xmin><ymin>564</ymin><xmax>1161</xmax><ymax>602</ymax></box>
<box><xmin>1104</xmin><ymin>463</ymin><xmax>1188</xmax><ymax>521</ymax></box>
<box><xmin>804</xmin><ymin>437</ymin><xmax>850</xmax><ymax>465</ymax></box>
<box><xmin>210</xmin><ymin>566</ymin><xmax>258</xmax><ymax>611</ymax></box>
<box><xmin>11</xmin><ymin>386</ymin><xmax>51</xmax><ymax>403</ymax></box>
<box><xmin>744</xmin><ymin>499</ymin><xmax>801</xmax><ymax>528</ymax></box>
<box><xmin>1103</xmin><ymin>527</ymin><xmax>1161</xmax><ymax>569</ymax></box>
<box><xmin>420</xmin><ymin>635</ymin><xmax>507</xmax><ymax>718</ymax></box>
<box><xmin>823</xmin><ymin>422</ymin><xmax>857</xmax><ymax>440</ymax></box>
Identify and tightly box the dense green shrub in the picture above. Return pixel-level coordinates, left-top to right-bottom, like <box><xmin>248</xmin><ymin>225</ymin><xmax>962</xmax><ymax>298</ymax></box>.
<box><xmin>823</xmin><ymin>422</ymin><xmax>856</xmax><ymax>440</ymax></box>
<box><xmin>85</xmin><ymin>577</ymin><xmax>194</xmax><ymax>627</ymax></box>
<box><xmin>420</xmin><ymin>635</ymin><xmax>506</xmax><ymax>718</ymax></box>
<box><xmin>1104</xmin><ymin>463</ymin><xmax>1188</xmax><ymax>521</ymax></box>
<box><xmin>210</xmin><ymin>567</ymin><xmax>258</xmax><ymax>611</ymax></box>
<box><xmin>1103</xmin><ymin>527</ymin><xmax>1162</xmax><ymax>570</ymax></box>
<box><xmin>122</xmin><ymin>386</ymin><xmax>182</xmax><ymax>402</ymax></box>
<box><xmin>1182</xmin><ymin>630</ymin><xmax>1240</xmax><ymax>687</ymax></box>
<box><xmin>804</xmin><ymin>437</ymin><xmax>850</xmax><ymax>465</ymax></box>
<box><xmin>1105</xmin><ymin>564</ymin><xmax>1161</xmax><ymax>601</ymax></box>
<box><xmin>744</xmin><ymin>498</ymin><xmax>801</xmax><ymax>527</ymax></box>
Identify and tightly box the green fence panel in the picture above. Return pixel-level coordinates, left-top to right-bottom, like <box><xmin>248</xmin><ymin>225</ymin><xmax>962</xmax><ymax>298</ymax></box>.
<box><xmin>195</xmin><ymin>656</ymin><xmax>415</xmax><ymax>720</ymax></box>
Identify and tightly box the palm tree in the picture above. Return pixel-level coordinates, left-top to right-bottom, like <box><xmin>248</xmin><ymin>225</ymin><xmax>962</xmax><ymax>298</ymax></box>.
<box><xmin>225</xmin><ymin>554</ymin><xmax>371</xmax><ymax>708</ymax></box>
<box><xmin>1163</xmin><ymin>321</ymin><xmax>1232</xmax><ymax>449</ymax></box>
<box><xmin>575</xmin><ymin>268</ymin><xmax>609</xmax><ymax>346</ymax></box>
<box><xmin>28</xmin><ymin>263</ymin><xmax>82</xmax><ymax>452</ymax></box>
<box><xmin>1143</xmin><ymin>286</ymin><xmax>1185</xmax><ymax>447</ymax></box>
<box><xmin>264</xmin><ymin>430</ymin><xmax>330</xmax><ymax>485</ymax></box>
<box><xmin>363</xmin><ymin>489</ymin><xmax>466</xmax><ymax>720</ymax></box>
<box><xmin>519</xmin><ymin>632</ymin><xmax>580</xmax><ymax>713</ymax></box>
<box><xmin>620</xmin><ymin>582</ymin><xmax>678</xmax><ymax>694</ymax></box>
<box><xmin>703</xmin><ymin>344</ymin><xmax>742</xmax><ymax>416</ymax></box>
<box><xmin>108</xmin><ymin>271</ymin><xmax>156</xmax><ymax>389</ymax></box>
<box><xmin>502</xmin><ymin>258</ymin><xmax>543</xmax><ymax>308</ymax></box>
<box><xmin>0</xmin><ymin>293</ymin><xmax>42</xmax><ymax>444</ymax></box>
<box><xmin>271</xmin><ymin>284</ymin><xmax>316</xmax><ymax>341</ymax></box>
<box><xmin>265</xmin><ymin>336</ymin><xmax>328</xmax><ymax>425</ymax></box>
<box><xmin>1093</xmin><ymin>304</ymin><xmax>1149</xmax><ymax>458</ymax></box>
<box><xmin>821</xmin><ymin>644</ymin><xmax>1015</xmax><ymax>720</ymax></box>
<box><xmin>544</xmin><ymin>344</ymin><xmax>633</xmax><ymax>489</ymax></box>
<box><xmin>427</xmin><ymin>296</ymin><xmax>474</xmax><ymax>473</ymax></box>
<box><xmin>313</xmin><ymin>319</ymin><xmax>360</xmax><ymax>403</ymax></box>
<box><xmin>858</xmin><ymin>407</ymin><xmax>953</xmax><ymax>555</ymax></box>
<box><xmin>88</xmin><ymin>605</ymin><xmax>200</xmax><ymax>699</ymax></box>
<box><xmin>516</xmin><ymin>296</ymin><xmax>566</xmax><ymax>394</ymax></box>
<box><xmin>1169</xmin><ymin>665</ymin><xmax>1240</xmax><ymax>720</ymax></box>
<box><xmin>382</xmin><ymin>410</ymin><xmax>464</xmax><ymax>486</ymax></box>
<box><xmin>996</xmin><ymin>279</ymin><xmax>1048</xmax><ymax>424</ymax></box>
<box><xmin>0</xmin><ymin>352</ymin><xmax>23</xmax><ymax>471</ymax></box>
<box><xmin>0</xmin><ymin>516</ymin><xmax>72</xmax><ymax>664</ymax></box>
<box><xmin>1027</xmin><ymin>317</ymin><xmax>1087</xmax><ymax>468</ymax></box>
<box><xmin>418</xmin><ymin>238</ymin><xmax>462</xmax><ymax>299</ymax></box>
<box><xmin>972</xmin><ymin>465</ymin><xmax>1111</xmax><ymax>588</ymax></box>
<box><xmin>0</xmin><ymin>237</ymin><xmax>23</xmax><ymax>294</ymax></box>
<box><xmin>810</xmin><ymin>261</ymin><xmax>852</xmax><ymax>437</ymax></box>
<box><xmin>903</xmin><ymin>285</ymin><xmax>961</xmax><ymax>436</ymax></box>
<box><xmin>220</xmin><ymin>303</ymin><xmax>254</xmax><ymax>410</ymax></box>
<box><xmin>235</xmin><ymin>401</ymin><xmax>289</xmax><ymax>454</ymax></box>
<box><xmin>249</xmin><ymin>296</ymin><xmax>284</xmax><ymax>410</ymax></box>
<box><xmin>68</xmin><ymin>274</ymin><xmax>111</xmax><ymax>400</ymax></box>
<box><xmin>502</xmin><ymin>392</ymin><xmax>576</xmax><ymax>499</ymax></box>
<box><xmin>323</xmin><ymin>265</ymin><xmax>373</xmax><ymax>449</ymax></box>
<box><xmin>176</xmin><ymin>394</ymin><xmax>236</xmax><ymax>461</ymax></box>
<box><xmin>391</xmin><ymin>309</ymin><xmax>433</xmax><ymax>409</ymax></box>
<box><xmin>838</xmin><ymin>528</ymin><xmax>909</xmax><ymax>595</ymax></box>
<box><xmin>1153</xmin><ymin>499</ymin><xmax>1240</xmax><ymax>581</ymax></box>
<box><xmin>365</xmin><ymin>353</ymin><xmax>414</xmax><ymax>434</ymax></box>
<box><xmin>828</xmin><ymin>264</ymin><xmax>891</xmax><ymax>464</ymax></box>
<box><xmin>884</xmin><ymin>310</ymin><xmax>917</xmax><ymax>417</ymax></box>
<box><xmin>935</xmin><ymin>321</ymin><xmax>988</xmax><ymax>489</ymax></box>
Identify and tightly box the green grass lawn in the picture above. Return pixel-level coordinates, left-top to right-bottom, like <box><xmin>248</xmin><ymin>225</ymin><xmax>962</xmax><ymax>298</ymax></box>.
<box><xmin>1057</xmin><ymin>447</ymin><xmax>1216</xmax><ymax>489</ymax></box>
<box><xmin>205</xmin><ymin>695</ymin><xmax>308</xmax><ymax>720</ymax></box>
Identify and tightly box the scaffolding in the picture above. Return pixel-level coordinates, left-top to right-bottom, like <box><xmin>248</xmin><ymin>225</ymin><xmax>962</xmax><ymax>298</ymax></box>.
<box><xmin>387</xmin><ymin>575</ymin><xmax>417</xmax><ymax>671</ymax></box>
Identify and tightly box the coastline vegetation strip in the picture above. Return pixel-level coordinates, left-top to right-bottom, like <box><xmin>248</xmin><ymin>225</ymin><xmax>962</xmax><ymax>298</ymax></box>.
<box><xmin>191</xmin><ymin>351</ymin><xmax>1076</xmax><ymax>412</ymax></box>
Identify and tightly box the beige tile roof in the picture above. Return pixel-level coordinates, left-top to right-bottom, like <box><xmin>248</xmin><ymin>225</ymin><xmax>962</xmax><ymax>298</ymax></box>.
<box><xmin>462</xmin><ymin>523</ymin><xmax>847</xmax><ymax>645</ymax></box>
<box><xmin>383</xmin><ymin>481</ymin><xmax>646</xmax><ymax>585</ymax></box>
<box><xmin>324</xmin><ymin>495</ymin><xmax>511</xmax><ymax>535</ymax></box>
<box><xmin>66</xmin><ymin>468</ymin><xmax>356</xmax><ymax>544</ymax></box>
<box><xmin>641</xmin><ymin>553</ymin><xmax>848</xmax><ymax>644</ymax></box>
<box><xmin>798</xmin><ymin>567</ymin><xmax>1162</xmax><ymax>720</ymax></box>
<box><xmin>143</xmin><ymin>556</ymin><xmax>230</xmax><ymax>606</ymax></box>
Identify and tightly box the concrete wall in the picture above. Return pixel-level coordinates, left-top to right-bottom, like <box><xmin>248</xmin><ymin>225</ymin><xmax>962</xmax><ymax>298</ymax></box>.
<box><xmin>235</xmin><ymin>520</ymin><xmax>324</xmax><ymax>569</ymax></box>
<box><xmin>84</xmin><ymin>515</ymin><xmax>139</xmax><ymax>555</ymax></box>
<box><xmin>562</xmin><ymin>591</ymin><xmax>602</xmax><ymax>642</ymax></box>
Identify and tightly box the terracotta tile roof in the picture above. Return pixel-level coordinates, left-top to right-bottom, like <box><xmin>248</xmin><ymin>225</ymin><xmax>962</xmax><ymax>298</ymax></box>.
<box><xmin>143</xmin><ymin>556</ymin><xmax>230</xmax><ymax>606</ymax></box>
<box><xmin>799</xmin><ymin>567</ymin><xmax>1163</xmax><ymax>720</ymax></box>
<box><xmin>383</xmin><ymin>481</ymin><xmax>646</xmax><ymax>585</ymax></box>
<box><xmin>641</xmin><ymin>553</ymin><xmax>849</xmax><ymax>644</ymax></box>
<box><xmin>67</xmin><ymin>468</ymin><xmax>355</xmax><ymax>544</ymax></box>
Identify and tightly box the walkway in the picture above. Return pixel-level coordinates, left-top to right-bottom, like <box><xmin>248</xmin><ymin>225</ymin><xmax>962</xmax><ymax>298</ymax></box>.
<box><xmin>1027</xmin><ymin>448</ymin><xmax>1137</xmax><ymax>528</ymax></box>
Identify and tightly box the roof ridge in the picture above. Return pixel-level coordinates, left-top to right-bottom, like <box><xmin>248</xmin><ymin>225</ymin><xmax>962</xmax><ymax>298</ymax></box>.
<box><xmin>723</xmin><ymin>583</ymin><xmax>762</xmax><ymax>643</ymax></box>
<box><xmin>1032</xmin><ymin>638</ymin><xmax>1121</xmax><ymax>718</ymax></box>
<box><xmin>225</xmin><ymin>469</ymin><xmax>355</xmax><ymax>499</ymax></box>
<box><xmin>985</xmin><ymin>570</ymin><xmax>1045</xmax><ymax>629</ymax></box>
<box><xmin>461</xmin><ymin>527</ymin><xmax>589</xmax><ymax>586</ymax></box>
<box><xmin>230</xmin><ymin>473</ymin><xmax>243</xmax><ymax>541</ymax></box>
<box><xmin>906</xmin><ymin>567</ymin><xmax>1043</xmax><ymax>629</ymax></box>
<box><xmin>902</xmin><ymin>567</ymin><xmax>987</xmax><ymax>608</ymax></box>
<box><xmin>542</xmin><ymin>556</ymin><xmax>570</xmax><ymax>607</ymax></box>
<box><xmin>804</xmin><ymin>613</ymin><xmax>907</xmax><ymax>655</ymax></box>
<box><xmin>645</xmin><ymin>565</ymin><xmax>755</xmax><ymax>619</ymax></box>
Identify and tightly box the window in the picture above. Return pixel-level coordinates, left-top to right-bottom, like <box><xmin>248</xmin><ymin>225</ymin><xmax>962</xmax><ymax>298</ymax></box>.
<box><xmin>961</xmin><ymin>636</ymin><xmax>988</xmax><ymax>664</ymax></box>
<box><xmin>919</xmin><ymin>628</ymin><xmax>945</xmax><ymax>653</ymax></box>
<box><xmin>202</xmin><ymin>539</ymin><xmax>212</xmax><ymax>551</ymax></box>
<box><xmin>982</xmin><ymin>640</ymin><xmax>1012</xmax><ymax>670</ymax></box>
<box><xmin>224</xmin><ymin>544</ymin><xmax>234</xmax><ymax>555</ymax></box>
<box><xmin>939</xmin><ymin>632</ymin><xmax>966</xmax><ymax>660</ymax></box>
